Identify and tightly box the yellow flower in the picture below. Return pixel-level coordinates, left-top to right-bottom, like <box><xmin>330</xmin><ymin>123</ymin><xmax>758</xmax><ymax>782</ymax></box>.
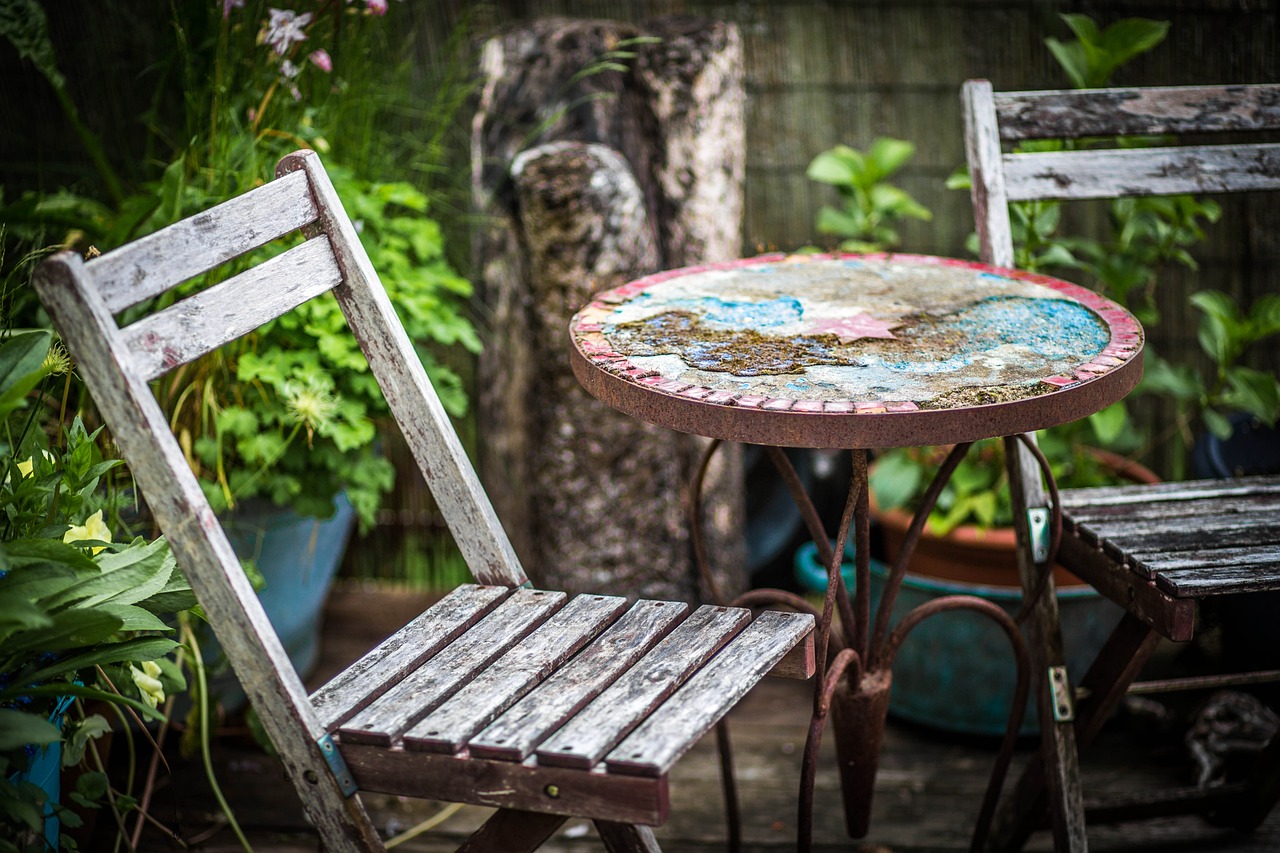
<box><xmin>63</xmin><ymin>509</ymin><xmax>112</xmax><ymax>555</ymax></box>
<box><xmin>130</xmin><ymin>661</ymin><xmax>165</xmax><ymax>709</ymax></box>
<box><xmin>16</xmin><ymin>457</ymin><xmax>34</xmax><ymax>478</ymax></box>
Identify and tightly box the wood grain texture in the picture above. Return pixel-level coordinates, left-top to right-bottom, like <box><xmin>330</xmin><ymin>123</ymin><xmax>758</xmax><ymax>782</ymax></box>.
<box><xmin>310</xmin><ymin>584</ymin><xmax>509</xmax><ymax>731</ymax></box>
<box><xmin>87</xmin><ymin>169</ymin><xmax>317</xmax><ymax>314</ymax></box>
<box><xmin>470</xmin><ymin>599</ymin><xmax>688</xmax><ymax>761</ymax></box>
<box><xmin>402</xmin><ymin>594</ymin><xmax>628</xmax><ymax>753</ymax></box>
<box><xmin>1056</xmin><ymin>533</ymin><xmax>1196</xmax><ymax>642</ymax></box>
<box><xmin>339</xmin><ymin>589</ymin><xmax>566</xmax><ymax>746</ymax></box>
<box><xmin>1002</xmin><ymin>143</ymin><xmax>1280</xmax><ymax>202</ymax></box>
<box><xmin>341</xmin><ymin>742</ymin><xmax>668</xmax><ymax>826</ymax></box>
<box><xmin>457</xmin><ymin>810</ymin><xmax>567</xmax><ymax>853</ymax></box>
<box><xmin>122</xmin><ymin>236</ymin><xmax>341</xmax><ymax>381</ymax></box>
<box><xmin>278</xmin><ymin>151</ymin><xmax>528</xmax><ymax>588</ymax></box>
<box><xmin>536</xmin><ymin>605</ymin><xmax>750</xmax><ymax>770</ymax></box>
<box><xmin>1061</xmin><ymin>476</ymin><xmax>1280</xmax><ymax>509</ymax></box>
<box><xmin>962</xmin><ymin>79</ymin><xmax>1014</xmax><ymax>269</ymax></box>
<box><xmin>604</xmin><ymin>610</ymin><xmax>813</xmax><ymax>777</ymax></box>
<box><xmin>994</xmin><ymin>84</ymin><xmax>1280</xmax><ymax>141</ymax></box>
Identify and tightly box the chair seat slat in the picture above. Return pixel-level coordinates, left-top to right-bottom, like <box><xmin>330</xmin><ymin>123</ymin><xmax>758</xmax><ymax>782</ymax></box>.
<box><xmin>1065</xmin><ymin>491</ymin><xmax>1280</xmax><ymax>527</ymax></box>
<box><xmin>1076</xmin><ymin>518</ymin><xmax>1280</xmax><ymax>555</ymax></box>
<box><xmin>605</xmin><ymin>610</ymin><xmax>815</xmax><ymax>777</ymax></box>
<box><xmin>1003</xmin><ymin>143</ymin><xmax>1280</xmax><ymax>202</ymax></box>
<box><xmin>123</xmin><ymin>237</ymin><xmax>342</xmax><ymax>381</ymax></box>
<box><xmin>403</xmin><ymin>594</ymin><xmax>629</xmax><ymax>754</ymax></box>
<box><xmin>469</xmin><ymin>600</ymin><xmax>687</xmax><ymax>761</ymax></box>
<box><xmin>535</xmin><ymin>605</ymin><xmax>750</xmax><ymax>770</ymax></box>
<box><xmin>1061</xmin><ymin>476</ymin><xmax>1280</xmax><ymax>509</ymax></box>
<box><xmin>89</xmin><ymin>169</ymin><xmax>317</xmax><ymax>314</ymax></box>
<box><xmin>1130</xmin><ymin>543</ymin><xmax>1280</xmax><ymax>577</ymax></box>
<box><xmin>339</xmin><ymin>589</ymin><xmax>565</xmax><ymax>746</ymax></box>
<box><xmin>311</xmin><ymin>584</ymin><xmax>509</xmax><ymax>731</ymax></box>
<box><xmin>1153</xmin><ymin>560</ymin><xmax>1280</xmax><ymax>597</ymax></box>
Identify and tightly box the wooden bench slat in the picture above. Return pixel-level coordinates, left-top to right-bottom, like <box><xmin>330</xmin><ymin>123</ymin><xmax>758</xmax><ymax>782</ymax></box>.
<box><xmin>122</xmin><ymin>237</ymin><xmax>342</xmax><ymax>381</ymax></box>
<box><xmin>604</xmin><ymin>610</ymin><xmax>815</xmax><ymax>778</ymax></box>
<box><xmin>1065</xmin><ymin>491</ymin><xmax>1280</xmax><ymax>527</ymax></box>
<box><xmin>993</xmin><ymin>84</ymin><xmax>1280</xmax><ymax>141</ymax></box>
<box><xmin>469</xmin><ymin>599</ymin><xmax>687</xmax><ymax>761</ymax></box>
<box><xmin>1061</xmin><ymin>476</ymin><xmax>1280</xmax><ymax>509</ymax></box>
<box><xmin>402</xmin><ymin>594</ymin><xmax>629</xmax><ymax>754</ymax></box>
<box><xmin>339</xmin><ymin>589</ymin><xmax>565</xmax><ymax>746</ymax></box>
<box><xmin>1077</xmin><ymin>518</ymin><xmax>1280</xmax><ymax>555</ymax></box>
<box><xmin>1154</xmin><ymin>562</ymin><xmax>1280</xmax><ymax>598</ymax></box>
<box><xmin>535</xmin><ymin>605</ymin><xmax>750</xmax><ymax>770</ymax></box>
<box><xmin>89</xmin><ymin>169</ymin><xmax>317</xmax><ymax>314</ymax></box>
<box><xmin>1130</xmin><ymin>543</ymin><xmax>1280</xmax><ymax>577</ymax></box>
<box><xmin>1002</xmin><ymin>143</ymin><xmax>1280</xmax><ymax>202</ymax></box>
<box><xmin>311</xmin><ymin>584</ymin><xmax>509</xmax><ymax>731</ymax></box>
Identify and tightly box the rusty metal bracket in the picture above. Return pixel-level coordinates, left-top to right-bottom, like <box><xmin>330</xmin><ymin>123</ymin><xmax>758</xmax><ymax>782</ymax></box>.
<box><xmin>1027</xmin><ymin>507</ymin><xmax>1050</xmax><ymax>563</ymax></box>
<box><xmin>1048</xmin><ymin>665</ymin><xmax>1075</xmax><ymax>722</ymax></box>
<box><xmin>317</xmin><ymin>733</ymin><xmax>358</xmax><ymax>797</ymax></box>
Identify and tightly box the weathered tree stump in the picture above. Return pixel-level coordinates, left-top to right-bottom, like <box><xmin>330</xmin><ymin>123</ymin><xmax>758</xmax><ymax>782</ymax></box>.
<box><xmin>472</xmin><ymin>17</ymin><xmax>746</xmax><ymax>601</ymax></box>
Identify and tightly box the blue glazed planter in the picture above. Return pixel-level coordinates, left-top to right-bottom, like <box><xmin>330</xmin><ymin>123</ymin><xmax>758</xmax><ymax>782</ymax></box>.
<box><xmin>794</xmin><ymin>541</ymin><xmax>1123</xmax><ymax>736</ymax></box>
<box><xmin>9</xmin><ymin>696</ymin><xmax>74</xmax><ymax>848</ymax></box>
<box><xmin>206</xmin><ymin>492</ymin><xmax>355</xmax><ymax>709</ymax></box>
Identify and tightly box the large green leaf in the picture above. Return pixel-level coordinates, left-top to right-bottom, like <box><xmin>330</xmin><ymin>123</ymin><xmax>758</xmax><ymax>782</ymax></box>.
<box><xmin>0</xmin><ymin>709</ymin><xmax>60</xmax><ymax>751</ymax></box>
<box><xmin>42</xmin><ymin>539</ymin><xmax>173</xmax><ymax>612</ymax></box>
<box><xmin>3</xmin><ymin>538</ymin><xmax>97</xmax><ymax>573</ymax></box>
<box><xmin>0</xmin><ymin>329</ymin><xmax>50</xmax><ymax>417</ymax></box>
<box><xmin>2</xmin><ymin>608</ymin><xmax>121</xmax><ymax>654</ymax></box>
<box><xmin>867</xmin><ymin>138</ymin><xmax>916</xmax><ymax>180</ymax></box>
<box><xmin>24</xmin><ymin>636</ymin><xmax>178</xmax><ymax>685</ymax></box>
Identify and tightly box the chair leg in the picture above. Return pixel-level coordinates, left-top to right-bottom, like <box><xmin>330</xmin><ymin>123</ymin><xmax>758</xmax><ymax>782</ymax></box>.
<box><xmin>457</xmin><ymin>809</ymin><xmax>567</xmax><ymax>852</ymax></box>
<box><xmin>992</xmin><ymin>611</ymin><xmax>1162</xmax><ymax>850</ymax></box>
<box><xmin>1004</xmin><ymin>436</ymin><xmax>1087</xmax><ymax>852</ymax></box>
<box><xmin>595</xmin><ymin>820</ymin><xmax>662</xmax><ymax>852</ymax></box>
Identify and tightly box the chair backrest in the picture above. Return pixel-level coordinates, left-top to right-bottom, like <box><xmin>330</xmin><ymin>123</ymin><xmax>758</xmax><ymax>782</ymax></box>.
<box><xmin>962</xmin><ymin>81</ymin><xmax>1280</xmax><ymax>267</ymax></box>
<box><xmin>33</xmin><ymin>151</ymin><xmax>526</xmax><ymax>830</ymax></box>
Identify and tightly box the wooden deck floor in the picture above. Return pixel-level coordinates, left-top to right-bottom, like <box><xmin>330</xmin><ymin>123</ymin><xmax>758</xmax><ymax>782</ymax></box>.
<box><xmin>123</xmin><ymin>584</ymin><xmax>1280</xmax><ymax>852</ymax></box>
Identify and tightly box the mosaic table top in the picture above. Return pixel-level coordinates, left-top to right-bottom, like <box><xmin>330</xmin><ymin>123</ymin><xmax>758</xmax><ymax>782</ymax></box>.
<box><xmin>569</xmin><ymin>254</ymin><xmax>1144</xmax><ymax>448</ymax></box>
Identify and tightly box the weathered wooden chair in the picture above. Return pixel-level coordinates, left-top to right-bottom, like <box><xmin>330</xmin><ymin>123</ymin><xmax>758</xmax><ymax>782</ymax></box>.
<box><xmin>33</xmin><ymin>149</ymin><xmax>815</xmax><ymax>852</ymax></box>
<box><xmin>963</xmin><ymin>80</ymin><xmax>1280</xmax><ymax>850</ymax></box>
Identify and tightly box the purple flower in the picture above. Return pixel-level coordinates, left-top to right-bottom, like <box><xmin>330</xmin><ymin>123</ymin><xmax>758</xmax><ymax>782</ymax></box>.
<box><xmin>223</xmin><ymin>0</ymin><xmax>245</xmax><ymax>20</ymax></box>
<box><xmin>309</xmin><ymin>48</ymin><xmax>332</xmax><ymax>73</ymax></box>
<box><xmin>280</xmin><ymin>58</ymin><xmax>301</xmax><ymax>79</ymax></box>
<box><xmin>264</xmin><ymin>8</ymin><xmax>312</xmax><ymax>55</ymax></box>
<box><xmin>366</xmin><ymin>0</ymin><xmax>388</xmax><ymax>15</ymax></box>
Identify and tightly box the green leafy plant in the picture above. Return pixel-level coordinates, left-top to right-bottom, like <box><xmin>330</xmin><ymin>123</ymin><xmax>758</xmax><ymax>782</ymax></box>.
<box><xmin>807</xmin><ymin>138</ymin><xmax>932</xmax><ymax>252</ymax></box>
<box><xmin>2</xmin><ymin>2</ymin><xmax>480</xmax><ymax>531</ymax></box>
<box><xmin>0</xmin><ymin>331</ymin><xmax>197</xmax><ymax>851</ymax></box>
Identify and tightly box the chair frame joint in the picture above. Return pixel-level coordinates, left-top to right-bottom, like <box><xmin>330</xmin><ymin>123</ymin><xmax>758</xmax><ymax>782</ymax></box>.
<box><xmin>317</xmin><ymin>732</ymin><xmax>359</xmax><ymax>797</ymax></box>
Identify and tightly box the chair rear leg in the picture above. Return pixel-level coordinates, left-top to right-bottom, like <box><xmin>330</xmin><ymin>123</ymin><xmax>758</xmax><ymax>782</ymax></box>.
<box><xmin>595</xmin><ymin>821</ymin><xmax>662</xmax><ymax>852</ymax></box>
<box><xmin>457</xmin><ymin>810</ymin><xmax>567</xmax><ymax>852</ymax></box>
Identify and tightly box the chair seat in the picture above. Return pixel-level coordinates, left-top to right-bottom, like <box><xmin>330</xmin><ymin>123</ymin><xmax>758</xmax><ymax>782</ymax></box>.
<box><xmin>308</xmin><ymin>585</ymin><xmax>814</xmax><ymax>823</ymax></box>
<box><xmin>1061</xmin><ymin>475</ymin><xmax>1280</xmax><ymax>600</ymax></box>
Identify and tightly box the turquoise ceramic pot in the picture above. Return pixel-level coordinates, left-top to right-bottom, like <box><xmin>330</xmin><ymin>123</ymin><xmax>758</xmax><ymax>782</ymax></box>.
<box><xmin>794</xmin><ymin>541</ymin><xmax>1122</xmax><ymax>736</ymax></box>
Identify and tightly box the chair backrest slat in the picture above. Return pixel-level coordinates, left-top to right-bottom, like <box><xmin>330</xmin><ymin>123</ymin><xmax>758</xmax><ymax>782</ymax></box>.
<box><xmin>89</xmin><ymin>169</ymin><xmax>318</xmax><ymax>314</ymax></box>
<box><xmin>963</xmin><ymin>79</ymin><xmax>1280</xmax><ymax>268</ymax></box>
<box><xmin>121</xmin><ymin>236</ymin><xmax>343</xmax><ymax>381</ymax></box>
<box><xmin>993</xmin><ymin>84</ymin><xmax>1280</xmax><ymax>141</ymax></box>
<box><xmin>1003</xmin><ymin>142</ymin><xmax>1280</xmax><ymax>202</ymax></box>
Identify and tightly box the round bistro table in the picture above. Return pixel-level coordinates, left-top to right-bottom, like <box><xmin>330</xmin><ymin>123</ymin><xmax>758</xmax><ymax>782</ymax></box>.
<box><xmin>567</xmin><ymin>253</ymin><xmax>1144</xmax><ymax>848</ymax></box>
